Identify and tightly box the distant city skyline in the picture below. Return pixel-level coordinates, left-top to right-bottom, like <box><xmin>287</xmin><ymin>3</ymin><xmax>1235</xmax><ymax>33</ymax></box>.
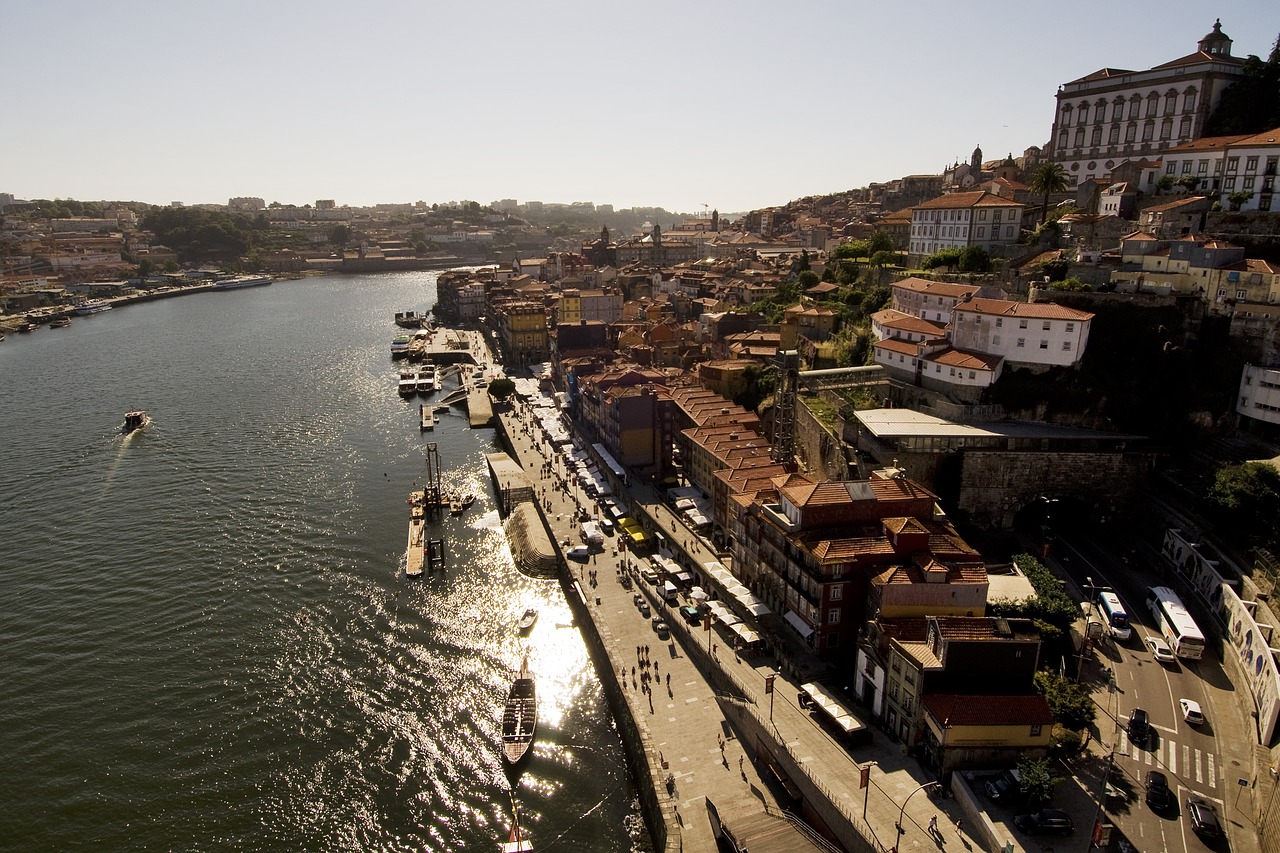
<box><xmin>5</xmin><ymin>1</ymin><xmax>1276</xmax><ymax>214</ymax></box>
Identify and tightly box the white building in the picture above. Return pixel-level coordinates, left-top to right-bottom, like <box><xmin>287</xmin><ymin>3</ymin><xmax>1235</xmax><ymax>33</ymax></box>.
<box><xmin>888</xmin><ymin>277</ymin><xmax>1000</xmax><ymax>325</ymax></box>
<box><xmin>1050</xmin><ymin>20</ymin><xmax>1246</xmax><ymax>186</ymax></box>
<box><xmin>908</xmin><ymin>192</ymin><xmax>1024</xmax><ymax>261</ymax></box>
<box><xmin>1238</xmin><ymin>364</ymin><xmax>1280</xmax><ymax>432</ymax></box>
<box><xmin>950</xmin><ymin>298</ymin><xmax>1093</xmax><ymax>369</ymax></box>
<box><xmin>1160</xmin><ymin>127</ymin><xmax>1280</xmax><ymax>212</ymax></box>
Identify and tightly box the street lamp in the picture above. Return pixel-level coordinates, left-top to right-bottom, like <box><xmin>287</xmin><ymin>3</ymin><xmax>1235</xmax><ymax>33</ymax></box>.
<box><xmin>896</xmin><ymin>780</ymin><xmax>939</xmax><ymax>841</ymax></box>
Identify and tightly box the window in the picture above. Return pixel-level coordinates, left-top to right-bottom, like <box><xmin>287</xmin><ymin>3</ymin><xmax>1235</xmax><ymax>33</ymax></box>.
<box><xmin>1198</xmin><ymin>159</ymin><xmax>1209</xmax><ymax>175</ymax></box>
<box><xmin>831</xmin><ymin>585</ymin><xmax>842</xmax><ymax>601</ymax></box>
<box><xmin>1225</xmin><ymin>177</ymin><xmax>1236</xmax><ymax>191</ymax></box>
<box><xmin>902</xmin><ymin>697</ymin><xmax>913</xmax><ymax>715</ymax></box>
<box><xmin>1244</xmin><ymin>176</ymin><xmax>1255</xmax><ymax>190</ymax></box>
<box><xmin>993</xmin><ymin>335</ymin><xmax>1001</xmax><ymax>345</ymax></box>
<box><xmin>1091</xmin><ymin>127</ymin><xmax>1102</xmax><ymax>146</ymax></box>
<box><xmin>1109</xmin><ymin>126</ymin><xmax>1120</xmax><ymax>144</ymax></box>
<box><xmin>1017</xmin><ymin>338</ymin><xmax>1025</xmax><ymax>348</ymax></box>
<box><xmin>1040</xmin><ymin>340</ymin><xmax>1049</xmax><ymax>349</ymax></box>
<box><xmin>969</xmin><ymin>371</ymin><xmax>976</xmax><ymax>379</ymax></box>
<box><xmin>1042</xmin><ymin>321</ymin><xmax>1051</xmax><ymax>330</ymax></box>
<box><xmin>1227</xmin><ymin>157</ymin><xmax>1239</xmax><ymax>172</ymax></box>
<box><xmin>1126</xmin><ymin>124</ymin><xmax>1137</xmax><ymax>143</ymax></box>
<box><xmin>1182</xmin><ymin>161</ymin><xmax>1193</xmax><ymax>174</ymax></box>
<box><xmin>1178</xmin><ymin>117</ymin><xmax>1191</xmax><ymax>137</ymax></box>
<box><xmin>1237</xmin><ymin>290</ymin><xmax>1247</xmax><ymax>300</ymax></box>
<box><xmin>1066</xmin><ymin>322</ymin><xmax>1075</xmax><ymax>332</ymax></box>
<box><xmin>977</xmin><ymin>227</ymin><xmax>985</xmax><ymax>237</ymax></box>
<box><xmin>1166</xmin><ymin>162</ymin><xmax>1177</xmax><ymax>175</ymax></box>
<box><xmin>1063</xmin><ymin>341</ymin><xmax>1072</xmax><ymax>351</ymax></box>
<box><xmin>828</xmin><ymin>608</ymin><xmax>841</xmax><ymax>625</ymax></box>
<box><xmin>1031</xmin><ymin>724</ymin><xmax>1043</xmax><ymax>737</ymax></box>
<box><xmin>1247</xmin><ymin>156</ymin><xmax>1259</xmax><ymax>171</ymax></box>
<box><xmin>1019</xmin><ymin>319</ymin><xmax>1028</xmax><ymax>329</ymax></box>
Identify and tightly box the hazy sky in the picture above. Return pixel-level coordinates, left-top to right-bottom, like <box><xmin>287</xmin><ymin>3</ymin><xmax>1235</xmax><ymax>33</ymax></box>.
<box><xmin>5</xmin><ymin>1</ymin><xmax>1277</xmax><ymax>214</ymax></box>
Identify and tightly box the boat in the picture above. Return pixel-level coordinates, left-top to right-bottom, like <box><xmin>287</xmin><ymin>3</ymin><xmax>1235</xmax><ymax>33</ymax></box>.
<box><xmin>18</xmin><ymin>322</ymin><xmax>37</xmax><ymax>333</ymax></box>
<box><xmin>73</xmin><ymin>300</ymin><xmax>113</xmax><ymax>315</ymax></box>
<box><xmin>122</xmin><ymin>410</ymin><xmax>150</xmax><ymax>433</ymax></box>
<box><xmin>517</xmin><ymin>608</ymin><xmax>538</xmax><ymax>633</ymax></box>
<box><xmin>449</xmin><ymin>499</ymin><xmax>463</xmax><ymax>515</ymax></box>
<box><xmin>398</xmin><ymin>371</ymin><xmax>419</xmax><ymax>396</ymax></box>
<box><xmin>500</xmin><ymin>791</ymin><xmax>533</xmax><ymax>853</ymax></box>
<box><xmin>50</xmin><ymin>316</ymin><xmax>72</xmax><ymax>328</ymax></box>
<box><xmin>419</xmin><ymin>404</ymin><xmax>437</xmax><ymax>431</ymax></box>
<box><xmin>394</xmin><ymin>311</ymin><xmax>424</xmax><ymax>328</ymax></box>
<box><xmin>501</xmin><ymin>656</ymin><xmax>537</xmax><ymax>765</ymax></box>
<box><xmin>416</xmin><ymin>369</ymin><xmax>436</xmax><ymax>395</ymax></box>
<box><xmin>390</xmin><ymin>334</ymin><xmax>414</xmax><ymax>358</ymax></box>
<box><xmin>406</xmin><ymin>494</ymin><xmax>426</xmax><ymax>578</ymax></box>
<box><xmin>213</xmin><ymin>274</ymin><xmax>273</xmax><ymax>290</ymax></box>
<box><xmin>459</xmin><ymin>492</ymin><xmax>476</xmax><ymax>509</ymax></box>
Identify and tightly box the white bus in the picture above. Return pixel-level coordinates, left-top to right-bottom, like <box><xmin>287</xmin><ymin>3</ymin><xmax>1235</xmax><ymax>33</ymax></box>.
<box><xmin>1145</xmin><ymin>586</ymin><xmax>1205</xmax><ymax>660</ymax></box>
<box><xmin>1097</xmin><ymin>590</ymin><xmax>1133</xmax><ymax>641</ymax></box>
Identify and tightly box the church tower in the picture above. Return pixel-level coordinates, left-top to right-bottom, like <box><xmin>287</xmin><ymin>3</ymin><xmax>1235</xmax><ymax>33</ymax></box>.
<box><xmin>971</xmin><ymin>144</ymin><xmax>983</xmax><ymax>173</ymax></box>
<box><xmin>1197</xmin><ymin>19</ymin><xmax>1233</xmax><ymax>56</ymax></box>
<box><xmin>711</xmin><ymin>209</ymin><xmax>719</xmax><ymax>233</ymax></box>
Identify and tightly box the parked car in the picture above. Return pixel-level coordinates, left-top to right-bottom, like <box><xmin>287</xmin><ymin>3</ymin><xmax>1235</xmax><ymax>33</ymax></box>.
<box><xmin>1180</xmin><ymin>698</ymin><xmax>1205</xmax><ymax>725</ymax></box>
<box><xmin>679</xmin><ymin>604</ymin><xmax>702</xmax><ymax>624</ymax></box>
<box><xmin>567</xmin><ymin>545</ymin><xmax>590</xmax><ymax>561</ymax></box>
<box><xmin>985</xmin><ymin>769</ymin><xmax>1021</xmax><ymax>802</ymax></box>
<box><xmin>1013</xmin><ymin>809</ymin><xmax>1074</xmax><ymax>835</ymax></box>
<box><xmin>1187</xmin><ymin>797</ymin><xmax>1221</xmax><ymax>839</ymax></box>
<box><xmin>1147</xmin><ymin>636</ymin><xmax>1177</xmax><ymax>664</ymax></box>
<box><xmin>1144</xmin><ymin>770</ymin><xmax>1172</xmax><ymax>811</ymax></box>
<box><xmin>1127</xmin><ymin>708</ymin><xmax>1150</xmax><ymax>745</ymax></box>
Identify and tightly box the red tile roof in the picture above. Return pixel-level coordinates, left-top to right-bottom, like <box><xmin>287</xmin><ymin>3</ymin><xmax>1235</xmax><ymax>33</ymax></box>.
<box><xmin>913</xmin><ymin>191</ymin><xmax>1024</xmax><ymax>211</ymax></box>
<box><xmin>957</xmin><ymin>297</ymin><xmax>1093</xmax><ymax>321</ymax></box>
<box><xmin>923</xmin><ymin>693</ymin><xmax>1055</xmax><ymax>727</ymax></box>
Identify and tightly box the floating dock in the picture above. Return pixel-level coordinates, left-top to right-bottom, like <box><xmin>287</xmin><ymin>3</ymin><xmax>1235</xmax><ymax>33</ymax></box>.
<box><xmin>419</xmin><ymin>404</ymin><xmax>437</xmax><ymax>431</ymax></box>
<box><xmin>406</xmin><ymin>494</ymin><xmax>426</xmax><ymax>578</ymax></box>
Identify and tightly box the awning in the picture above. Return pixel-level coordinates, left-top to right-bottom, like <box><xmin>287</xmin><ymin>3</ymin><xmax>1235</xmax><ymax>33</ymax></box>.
<box><xmin>674</xmin><ymin>571</ymin><xmax>694</xmax><ymax>584</ymax></box>
<box><xmin>689</xmin><ymin>587</ymin><xmax>709</xmax><ymax>601</ymax></box>
<box><xmin>784</xmin><ymin>609</ymin><xmax>814</xmax><ymax>640</ymax></box>
<box><xmin>706</xmin><ymin>601</ymin><xmax>742</xmax><ymax>627</ymax></box>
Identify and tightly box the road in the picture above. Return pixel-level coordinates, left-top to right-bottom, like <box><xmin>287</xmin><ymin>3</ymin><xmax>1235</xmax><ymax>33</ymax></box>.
<box><xmin>1050</xmin><ymin>533</ymin><xmax>1235</xmax><ymax>852</ymax></box>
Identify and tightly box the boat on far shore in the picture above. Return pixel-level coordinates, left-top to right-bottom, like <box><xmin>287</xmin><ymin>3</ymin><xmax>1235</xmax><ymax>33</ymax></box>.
<box><xmin>213</xmin><ymin>274</ymin><xmax>273</xmax><ymax>290</ymax></box>
<box><xmin>50</xmin><ymin>316</ymin><xmax>72</xmax><ymax>328</ymax></box>
<box><xmin>73</xmin><ymin>300</ymin><xmax>113</xmax><ymax>315</ymax></box>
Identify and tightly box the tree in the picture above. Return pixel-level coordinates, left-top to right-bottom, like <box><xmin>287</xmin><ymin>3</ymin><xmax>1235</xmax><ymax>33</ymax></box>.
<box><xmin>1033</xmin><ymin>670</ymin><xmax>1096</xmax><ymax>731</ymax></box>
<box><xmin>867</xmin><ymin>230</ymin><xmax>894</xmax><ymax>255</ymax></box>
<box><xmin>957</xmin><ymin>245</ymin><xmax>991</xmax><ymax>273</ymax></box>
<box><xmin>1028</xmin><ymin>162</ymin><xmax>1071</xmax><ymax>224</ymax></box>
<box><xmin>328</xmin><ymin>224</ymin><xmax>351</xmax><ymax>246</ymax></box>
<box><xmin>869</xmin><ymin>250</ymin><xmax>898</xmax><ymax>269</ymax></box>
<box><xmin>1205</xmin><ymin>462</ymin><xmax>1280</xmax><ymax>549</ymax></box>
<box><xmin>1157</xmin><ymin>174</ymin><xmax>1176</xmax><ymax>193</ymax></box>
<box><xmin>1228</xmin><ymin>190</ymin><xmax>1255</xmax><ymax>211</ymax></box>
<box><xmin>1174</xmin><ymin>175</ymin><xmax>1201</xmax><ymax>193</ymax></box>
<box><xmin>1016</xmin><ymin>757</ymin><xmax>1058</xmax><ymax>808</ymax></box>
<box><xmin>833</xmin><ymin>240</ymin><xmax>869</xmax><ymax>261</ymax></box>
<box><xmin>796</xmin><ymin>270</ymin><xmax>820</xmax><ymax>289</ymax></box>
<box><xmin>1205</xmin><ymin>35</ymin><xmax>1280</xmax><ymax>135</ymax></box>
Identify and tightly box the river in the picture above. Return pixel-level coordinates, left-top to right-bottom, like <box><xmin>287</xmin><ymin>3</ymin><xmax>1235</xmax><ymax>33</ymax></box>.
<box><xmin>0</xmin><ymin>272</ymin><xmax>643</xmax><ymax>852</ymax></box>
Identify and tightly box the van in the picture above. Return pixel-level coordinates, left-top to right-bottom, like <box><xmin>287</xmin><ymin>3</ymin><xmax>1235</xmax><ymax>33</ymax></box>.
<box><xmin>661</xmin><ymin>580</ymin><xmax>679</xmax><ymax>604</ymax></box>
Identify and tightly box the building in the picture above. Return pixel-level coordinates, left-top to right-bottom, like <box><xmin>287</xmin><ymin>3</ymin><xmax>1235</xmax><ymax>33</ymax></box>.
<box><xmin>949</xmin><ymin>297</ymin><xmax>1093</xmax><ymax>370</ymax></box>
<box><xmin>1160</xmin><ymin>127</ymin><xmax>1280</xmax><ymax>211</ymax></box>
<box><xmin>1049</xmin><ymin>20</ymin><xmax>1246</xmax><ymax>185</ymax></box>
<box><xmin>1237</xmin><ymin>364</ymin><xmax>1280</xmax><ymax>442</ymax></box>
<box><xmin>908</xmin><ymin>192</ymin><xmax>1025</xmax><ymax>262</ymax></box>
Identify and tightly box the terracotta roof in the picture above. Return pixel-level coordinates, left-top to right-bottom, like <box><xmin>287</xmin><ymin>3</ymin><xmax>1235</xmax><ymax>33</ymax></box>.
<box><xmin>1153</xmin><ymin>50</ymin><xmax>1244</xmax><ymax>71</ymax></box>
<box><xmin>891</xmin><ymin>277</ymin><xmax>983</xmax><ymax>299</ymax></box>
<box><xmin>1143</xmin><ymin>196</ymin><xmax>1209</xmax><ymax>213</ymax></box>
<box><xmin>1165</xmin><ymin>133</ymin><xmax>1255</xmax><ymax>154</ymax></box>
<box><xmin>924</xmin><ymin>347</ymin><xmax>1003</xmax><ymax>371</ymax></box>
<box><xmin>923</xmin><ymin>693</ymin><xmax>1055</xmax><ymax>728</ymax></box>
<box><xmin>872</xmin><ymin>308</ymin><xmax>948</xmax><ymax>337</ymax></box>
<box><xmin>1067</xmin><ymin>67</ymin><xmax>1135</xmax><ymax>85</ymax></box>
<box><xmin>955</xmin><ymin>297</ymin><xmax>1094</xmax><ymax>321</ymax></box>
<box><xmin>873</xmin><ymin>338</ymin><xmax>921</xmax><ymax>356</ymax></box>
<box><xmin>913</xmin><ymin>191</ymin><xmax>1024</xmax><ymax>211</ymax></box>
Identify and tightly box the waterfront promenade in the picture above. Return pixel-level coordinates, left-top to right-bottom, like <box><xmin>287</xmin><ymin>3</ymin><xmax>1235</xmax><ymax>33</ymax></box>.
<box><xmin>490</xmin><ymin>398</ymin><xmax>1005</xmax><ymax>853</ymax></box>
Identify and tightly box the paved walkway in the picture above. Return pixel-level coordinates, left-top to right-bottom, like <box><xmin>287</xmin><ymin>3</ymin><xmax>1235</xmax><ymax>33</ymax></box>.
<box><xmin>493</xmin><ymin>400</ymin><xmax>987</xmax><ymax>853</ymax></box>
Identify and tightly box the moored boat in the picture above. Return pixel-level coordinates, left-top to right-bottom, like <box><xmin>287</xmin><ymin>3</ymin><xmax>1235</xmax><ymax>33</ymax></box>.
<box><xmin>390</xmin><ymin>334</ymin><xmax>414</xmax><ymax>358</ymax></box>
<box><xmin>394</xmin><ymin>311</ymin><xmax>424</xmax><ymax>328</ymax></box>
<box><xmin>18</xmin><ymin>322</ymin><xmax>37</xmax><ymax>332</ymax></box>
<box><xmin>416</xmin><ymin>369</ymin><xmax>435</xmax><ymax>395</ymax></box>
<box><xmin>500</xmin><ymin>792</ymin><xmax>533</xmax><ymax>853</ymax></box>
<box><xmin>73</xmin><ymin>299</ymin><xmax>113</xmax><ymax>315</ymax></box>
<box><xmin>517</xmin><ymin>608</ymin><xmax>538</xmax><ymax>633</ymax></box>
<box><xmin>50</xmin><ymin>316</ymin><xmax>72</xmax><ymax>328</ymax></box>
<box><xmin>213</xmin><ymin>274</ymin><xmax>273</xmax><ymax>290</ymax></box>
<box><xmin>122</xmin><ymin>410</ymin><xmax>150</xmax><ymax>433</ymax></box>
<box><xmin>406</xmin><ymin>495</ymin><xmax>426</xmax><ymax>578</ymax></box>
<box><xmin>501</xmin><ymin>656</ymin><xmax>537</xmax><ymax>765</ymax></box>
<box><xmin>398</xmin><ymin>371</ymin><xmax>419</xmax><ymax>396</ymax></box>
<box><xmin>449</xmin><ymin>499</ymin><xmax>463</xmax><ymax>515</ymax></box>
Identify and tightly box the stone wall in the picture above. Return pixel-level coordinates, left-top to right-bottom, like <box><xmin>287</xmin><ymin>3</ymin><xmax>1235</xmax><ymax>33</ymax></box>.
<box><xmin>957</xmin><ymin>450</ymin><xmax>1155</xmax><ymax>528</ymax></box>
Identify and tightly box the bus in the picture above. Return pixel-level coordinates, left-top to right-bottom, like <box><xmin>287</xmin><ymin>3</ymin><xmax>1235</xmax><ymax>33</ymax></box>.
<box><xmin>1145</xmin><ymin>586</ymin><xmax>1205</xmax><ymax>660</ymax></box>
<box><xmin>1097</xmin><ymin>590</ymin><xmax>1133</xmax><ymax>641</ymax></box>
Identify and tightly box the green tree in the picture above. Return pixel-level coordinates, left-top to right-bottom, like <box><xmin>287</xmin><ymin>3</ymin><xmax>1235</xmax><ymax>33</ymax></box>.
<box><xmin>1228</xmin><ymin>190</ymin><xmax>1255</xmax><ymax>211</ymax></box>
<box><xmin>1157</xmin><ymin>174</ymin><xmax>1176</xmax><ymax>193</ymax></box>
<box><xmin>1205</xmin><ymin>35</ymin><xmax>1280</xmax><ymax>135</ymax></box>
<box><xmin>923</xmin><ymin>248</ymin><xmax>963</xmax><ymax>270</ymax></box>
<box><xmin>833</xmin><ymin>240</ymin><xmax>870</xmax><ymax>260</ymax></box>
<box><xmin>867</xmin><ymin>230</ymin><xmax>895</xmax><ymax>255</ymax></box>
<box><xmin>1205</xmin><ymin>462</ymin><xmax>1280</xmax><ymax>550</ymax></box>
<box><xmin>1047</xmin><ymin>277</ymin><xmax>1090</xmax><ymax>292</ymax></box>
<box><xmin>1033</xmin><ymin>670</ymin><xmax>1096</xmax><ymax>731</ymax></box>
<box><xmin>1175</xmin><ymin>175</ymin><xmax>1201</xmax><ymax>193</ymax></box>
<box><xmin>328</xmin><ymin>224</ymin><xmax>351</xmax><ymax>246</ymax></box>
<box><xmin>957</xmin><ymin>245</ymin><xmax>991</xmax><ymax>272</ymax></box>
<box><xmin>488</xmin><ymin>377</ymin><xmax>515</xmax><ymax>398</ymax></box>
<box><xmin>1028</xmin><ymin>162</ymin><xmax>1071</xmax><ymax>224</ymax></box>
<box><xmin>1016</xmin><ymin>757</ymin><xmax>1058</xmax><ymax>808</ymax></box>
<box><xmin>796</xmin><ymin>270</ymin><xmax>820</xmax><ymax>289</ymax></box>
<box><xmin>869</xmin><ymin>250</ymin><xmax>898</xmax><ymax>269</ymax></box>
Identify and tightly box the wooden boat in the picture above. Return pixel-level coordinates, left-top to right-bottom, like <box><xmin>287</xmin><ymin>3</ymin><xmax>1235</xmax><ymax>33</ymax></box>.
<box><xmin>18</xmin><ymin>322</ymin><xmax>37</xmax><ymax>333</ymax></box>
<box><xmin>501</xmin><ymin>656</ymin><xmax>537</xmax><ymax>765</ymax></box>
<box><xmin>517</xmin><ymin>608</ymin><xmax>538</xmax><ymax>633</ymax></box>
<box><xmin>419</xmin><ymin>404</ymin><xmax>437</xmax><ymax>432</ymax></box>
<box><xmin>394</xmin><ymin>311</ymin><xmax>424</xmax><ymax>328</ymax></box>
<box><xmin>500</xmin><ymin>792</ymin><xmax>533</xmax><ymax>853</ymax></box>
<box><xmin>405</xmin><ymin>493</ymin><xmax>426</xmax><ymax>578</ymax></box>
<box><xmin>122</xmin><ymin>410</ymin><xmax>150</xmax><ymax>433</ymax></box>
<box><xmin>449</xmin><ymin>499</ymin><xmax>463</xmax><ymax>515</ymax></box>
<box><xmin>50</xmin><ymin>316</ymin><xmax>72</xmax><ymax>328</ymax></box>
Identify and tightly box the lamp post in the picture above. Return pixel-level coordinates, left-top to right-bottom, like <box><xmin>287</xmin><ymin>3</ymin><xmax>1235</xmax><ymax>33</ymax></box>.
<box><xmin>895</xmin><ymin>780</ymin><xmax>938</xmax><ymax>842</ymax></box>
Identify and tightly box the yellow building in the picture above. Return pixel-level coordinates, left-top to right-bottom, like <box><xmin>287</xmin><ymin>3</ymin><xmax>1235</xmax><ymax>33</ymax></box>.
<box><xmin>922</xmin><ymin>693</ymin><xmax>1054</xmax><ymax>772</ymax></box>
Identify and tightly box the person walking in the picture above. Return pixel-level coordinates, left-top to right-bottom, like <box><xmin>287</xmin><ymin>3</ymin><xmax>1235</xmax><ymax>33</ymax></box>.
<box><xmin>928</xmin><ymin>815</ymin><xmax>938</xmax><ymax>835</ymax></box>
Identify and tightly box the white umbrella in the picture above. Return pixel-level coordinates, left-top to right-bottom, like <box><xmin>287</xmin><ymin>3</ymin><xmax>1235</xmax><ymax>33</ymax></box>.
<box><xmin>689</xmin><ymin>587</ymin><xmax>709</xmax><ymax>601</ymax></box>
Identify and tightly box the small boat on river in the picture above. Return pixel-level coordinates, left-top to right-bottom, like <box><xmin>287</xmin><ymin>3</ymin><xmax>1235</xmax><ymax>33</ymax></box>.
<box><xmin>122</xmin><ymin>411</ymin><xmax>150</xmax><ymax>433</ymax></box>
<box><xmin>390</xmin><ymin>334</ymin><xmax>414</xmax><ymax>358</ymax></box>
<box><xmin>73</xmin><ymin>299</ymin><xmax>113</xmax><ymax>315</ymax></box>
<box><xmin>50</xmin><ymin>316</ymin><xmax>72</xmax><ymax>328</ymax></box>
<box><xmin>517</xmin><ymin>608</ymin><xmax>538</xmax><ymax>633</ymax></box>
<box><xmin>501</xmin><ymin>656</ymin><xmax>537</xmax><ymax>765</ymax></box>
<box><xmin>397</xmin><ymin>371</ymin><xmax>419</xmax><ymax>396</ymax></box>
<box><xmin>394</xmin><ymin>311</ymin><xmax>424</xmax><ymax>328</ymax></box>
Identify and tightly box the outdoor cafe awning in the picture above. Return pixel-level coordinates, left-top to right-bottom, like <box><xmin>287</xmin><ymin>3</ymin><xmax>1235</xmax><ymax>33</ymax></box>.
<box><xmin>784</xmin><ymin>609</ymin><xmax>814</xmax><ymax>640</ymax></box>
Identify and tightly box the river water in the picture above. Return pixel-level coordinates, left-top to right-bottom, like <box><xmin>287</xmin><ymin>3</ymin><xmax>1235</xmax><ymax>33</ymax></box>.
<box><xmin>0</xmin><ymin>273</ymin><xmax>642</xmax><ymax>852</ymax></box>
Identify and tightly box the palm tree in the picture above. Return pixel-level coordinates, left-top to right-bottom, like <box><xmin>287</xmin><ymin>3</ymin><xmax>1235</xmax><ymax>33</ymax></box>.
<box><xmin>1029</xmin><ymin>162</ymin><xmax>1071</xmax><ymax>224</ymax></box>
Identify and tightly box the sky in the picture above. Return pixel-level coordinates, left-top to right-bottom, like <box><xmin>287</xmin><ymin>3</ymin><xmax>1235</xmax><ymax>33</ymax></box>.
<box><xmin>5</xmin><ymin>1</ymin><xmax>1278</xmax><ymax>216</ymax></box>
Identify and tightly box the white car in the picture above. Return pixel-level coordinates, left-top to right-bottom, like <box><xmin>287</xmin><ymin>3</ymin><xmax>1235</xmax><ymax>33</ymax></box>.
<box><xmin>1147</xmin><ymin>636</ymin><xmax>1176</xmax><ymax>664</ymax></box>
<box><xmin>566</xmin><ymin>545</ymin><xmax>590</xmax><ymax>561</ymax></box>
<box><xmin>1180</xmin><ymin>698</ymin><xmax>1205</xmax><ymax>725</ymax></box>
